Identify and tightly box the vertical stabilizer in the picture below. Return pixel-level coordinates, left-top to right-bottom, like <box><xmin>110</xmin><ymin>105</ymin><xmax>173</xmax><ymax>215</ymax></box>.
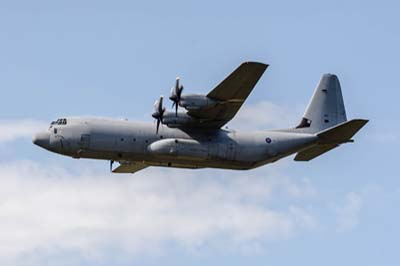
<box><xmin>296</xmin><ymin>74</ymin><xmax>347</xmax><ymax>133</ymax></box>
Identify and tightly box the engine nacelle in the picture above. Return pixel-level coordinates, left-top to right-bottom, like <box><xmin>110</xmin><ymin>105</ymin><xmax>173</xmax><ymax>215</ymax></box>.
<box><xmin>148</xmin><ymin>138</ymin><xmax>209</xmax><ymax>161</ymax></box>
<box><xmin>179</xmin><ymin>94</ymin><xmax>219</xmax><ymax>110</ymax></box>
<box><xmin>162</xmin><ymin>112</ymin><xmax>204</xmax><ymax>128</ymax></box>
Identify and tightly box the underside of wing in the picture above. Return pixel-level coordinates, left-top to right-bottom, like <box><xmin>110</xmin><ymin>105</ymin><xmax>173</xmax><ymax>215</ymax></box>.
<box><xmin>112</xmin><ymin>161</ymin><xmax>148</xmax><ymax>174</ymax></box>
<box><xmin>187</xmin><ymin>61</ymin><xmax>268</xmax><ymax>128</ymax></box>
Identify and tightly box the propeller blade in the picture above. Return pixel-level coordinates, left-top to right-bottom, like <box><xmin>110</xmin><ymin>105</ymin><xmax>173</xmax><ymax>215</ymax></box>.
<box><xmin>169</xmin><ymin>77</ymin><xmax>183</xmax><ymax>117</ymax></box>
<box><xmin>175</xmin><ymin>77</ymin><xmax>180</xmax><ymax>90</ymax></box>
<box><xmin>156</xmin><ymin>119</ymin><xmax>161</xmax><ymax>134</ymax></box>
<box><xmin>152</xmin><ymin>95</ymin><xmax>165</xmax><ymax>134</ymax></box>
<box><xmin>158</xmin><ymin>96</ymin><xmax>163</xmax><ymax>109</ymax></box>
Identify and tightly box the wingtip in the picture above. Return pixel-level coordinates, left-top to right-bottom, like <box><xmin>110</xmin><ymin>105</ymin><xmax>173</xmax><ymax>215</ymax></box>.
<box><xmin>360</xmin><ymin>119</ymin><xmax>369</xmax><ymax>126</ymax></box>
<box><xmin>352</xmin><ymin>118</ymin><xmax>369</xmax><ymax>124</ymax></box>
<box><xmin>242</xmin><ymin>61</ymin><xmax>269</xmax><ymax>68</ymax></box>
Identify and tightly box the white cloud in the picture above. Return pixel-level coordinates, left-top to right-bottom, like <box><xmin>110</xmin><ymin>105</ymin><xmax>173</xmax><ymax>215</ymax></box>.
<box><xmin>0</xmin><ymin>160</ymin><xmax>316</xmax><ymax>263</ymax></box>
<box><xmin>228</xmin><ymin>101</ymin><xmax>302</xmax><ymax>130</ymax></box>
<box><xmin>0</xmin><ymin>119</ymin><xmax>47</xmax><ymax>143</ymax></box>
<box><xmin>336</xmin><ymin>192</ymin><xmax>363</xmax><ymax>232</ymax></box>
<box><xmin>0</xmin><ymin>116</ymin><xmax>318</xmax><ymax>264</ymax></box>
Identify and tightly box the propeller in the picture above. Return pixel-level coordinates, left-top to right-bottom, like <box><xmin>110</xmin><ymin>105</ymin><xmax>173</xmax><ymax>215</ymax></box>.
<box><xmin>169</xmin><ymin>77</ymin><xmax>184</xmax><ymax>116</ymax></box>
<box><xmin>152</xmin><ymin>96</ymin><xmax>166</xmax><ymax>134</ymax></box>
<box><xmin>110</xmin><ymin>160</ymin><xmax>114</xmax><ymax>172</ymax></box>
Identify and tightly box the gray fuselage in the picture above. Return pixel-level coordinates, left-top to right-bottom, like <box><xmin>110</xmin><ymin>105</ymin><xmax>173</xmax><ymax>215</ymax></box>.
<box><xmin>33</xmin><ymin>117</ymin><xmax>318</xmax><ymax>170</ymax></box>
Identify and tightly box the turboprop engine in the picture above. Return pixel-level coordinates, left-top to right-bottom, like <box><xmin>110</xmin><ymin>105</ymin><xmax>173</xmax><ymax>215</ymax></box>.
<box><xmin>152</xmin><ymin>94</ymin><xmax>208</xmax><ymax>130</ymax></box>
<box><xmin>161</xmin><ymin>112</ymin><xmax>203</xmax><ymax>128</ymax></box>
<box><xmin>178</xmin><ymin>94</ymin><xmax>220</xmax><ymax>111</ymax></box>
<box><xmin>169</xmin><ymin>77</ymin><xmax>220</xmax><ymax>115</ymax></box>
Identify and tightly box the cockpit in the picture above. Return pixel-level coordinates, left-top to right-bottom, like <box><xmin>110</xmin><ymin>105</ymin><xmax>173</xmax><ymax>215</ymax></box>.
<box><xmin>49</xmin><ymin>118</ymin><xmax>67</xmax><ymax>129</ymax></box>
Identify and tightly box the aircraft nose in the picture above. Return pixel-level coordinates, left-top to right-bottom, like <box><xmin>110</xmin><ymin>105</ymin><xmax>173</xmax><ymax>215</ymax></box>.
<box><xmin>32</xmin><ymin>131</ymin><xmax>50</xmax><ymax>149</ymax></box>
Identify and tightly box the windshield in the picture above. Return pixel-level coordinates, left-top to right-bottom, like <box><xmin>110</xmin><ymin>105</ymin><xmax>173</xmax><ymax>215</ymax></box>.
<box><xmin>49</xmin><ymin>118</ymin><xmax>67</xmax><ymax>128</ymax></box>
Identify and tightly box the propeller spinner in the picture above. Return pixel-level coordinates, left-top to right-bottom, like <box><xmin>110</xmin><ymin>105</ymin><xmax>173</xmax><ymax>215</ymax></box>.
<box><xmin>152</xmin><ymin>96</ymin><xmax>166</xmax><ymax>134</ymax></box>
<box><xmin>169</xmin><ymin>77</ymin><xmax>184</xmax><ymax>116</ymax></box>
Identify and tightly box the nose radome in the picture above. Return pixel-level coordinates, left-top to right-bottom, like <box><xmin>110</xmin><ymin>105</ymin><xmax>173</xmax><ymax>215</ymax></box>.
<box><xmin>32</xmin><ymin>131</ymin><xmax>50</xmax><ymax>149</ymax></box>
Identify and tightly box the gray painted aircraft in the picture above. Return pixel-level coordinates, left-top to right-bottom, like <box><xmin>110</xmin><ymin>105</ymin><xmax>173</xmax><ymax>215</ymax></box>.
<box><xmin>33</xmin><ymin>62</ymin><xmax>368</xmax><ymax>174</ymax></box>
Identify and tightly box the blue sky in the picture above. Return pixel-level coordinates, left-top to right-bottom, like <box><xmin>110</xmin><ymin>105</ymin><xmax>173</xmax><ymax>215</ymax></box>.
<box><xmin>0</xmin><ymin>1</ymin><xmax>399</xmax><ymax>265</ymax></box>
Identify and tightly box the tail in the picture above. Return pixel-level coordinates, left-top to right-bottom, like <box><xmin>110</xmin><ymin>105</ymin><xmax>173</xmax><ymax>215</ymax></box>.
<box><xmin>294</xmin><ymin>74</ymin><xmax>368</xmax><ymax>161</ymax></box>
<box><xmin>296</xmin><ymin>74</ymin><xmax>347</xmax><ymax>133</ymax></box>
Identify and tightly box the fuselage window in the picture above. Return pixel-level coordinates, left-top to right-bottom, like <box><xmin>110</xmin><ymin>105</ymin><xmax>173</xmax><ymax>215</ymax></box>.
<box><xmin>54</xmin><ymin>128</ymin><xmax>58</xmax><ymax>134</ymax></box>
<box><xmin>265</xmin><ymin>137</ymin><xmax>272</xmax><ymax>144</ymax></box>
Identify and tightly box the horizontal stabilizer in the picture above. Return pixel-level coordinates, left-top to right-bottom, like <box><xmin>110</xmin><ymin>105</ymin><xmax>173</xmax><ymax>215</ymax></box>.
<box><xmin>112</xmin><ymin>161</ymin><xmax>148</xmax><ymax>174</ymax></box>
<box><xmin>295</xmin><ymin>119</ymin><xmax>368</xmax><ymax>161</ymax></box>
<box><xmin>294</xmin><ymin>144</ymin><xmax>339</xmax><ymax>161</ymax></box>
<box><xmin>317</xmin><ymin>119</ymin><xmax>369</xmax><ymax>144</ymax></box>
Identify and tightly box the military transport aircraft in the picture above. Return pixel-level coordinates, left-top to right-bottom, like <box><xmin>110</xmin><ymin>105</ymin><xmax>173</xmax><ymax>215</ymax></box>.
<box><xmin>33</xmin><ymin>62</ymin><xmax>368</xmax><ymax>174</ymax></box>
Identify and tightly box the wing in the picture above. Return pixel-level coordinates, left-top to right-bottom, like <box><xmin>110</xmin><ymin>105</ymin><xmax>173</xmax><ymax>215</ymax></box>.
<box><xmin>112</xmin><ymin>161</ymin><xmax>148</xmax><ymax>174</ymax></box>
<box><xmin>187</xmin><ymin>61</ymin><xmax>268</xmax><ymax>128</ymax></box>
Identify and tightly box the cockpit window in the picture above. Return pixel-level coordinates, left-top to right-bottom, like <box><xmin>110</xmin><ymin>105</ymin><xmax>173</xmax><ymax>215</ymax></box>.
<box><xmin>49</xmin><ymin>118</ymin><xmax>67</xmax><ymax>128</ymax></box>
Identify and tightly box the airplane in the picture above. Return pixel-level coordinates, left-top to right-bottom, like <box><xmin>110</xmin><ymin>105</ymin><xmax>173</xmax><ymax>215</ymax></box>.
<box><xmin>33</xmin><ymin>62</ymin><xmax>368</xmax><ymax>174</ymax></box>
